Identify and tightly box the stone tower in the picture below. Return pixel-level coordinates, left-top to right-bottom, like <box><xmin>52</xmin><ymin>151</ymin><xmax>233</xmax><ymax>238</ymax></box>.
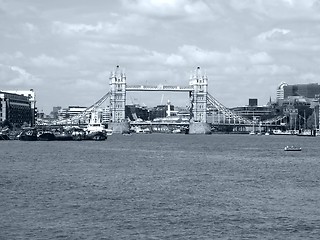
<box><xmin>109</xmin><ymin>65</ymin><xmax>126</xmax><ymax>123</ymax></box>
<box><xmin>189</xmin><ymin>66</ymin><xmax>208</xmax><ymax>123</ymax></box>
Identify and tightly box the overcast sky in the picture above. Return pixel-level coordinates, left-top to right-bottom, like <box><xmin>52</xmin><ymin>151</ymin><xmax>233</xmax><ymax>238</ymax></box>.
<box><xmin>1</xmin><ymin>0</ymin><xmax>320</xmax><ymax>113</ymax></box>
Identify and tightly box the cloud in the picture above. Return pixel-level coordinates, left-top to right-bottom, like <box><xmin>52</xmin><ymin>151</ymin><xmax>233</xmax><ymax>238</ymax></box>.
<box><xmin>24</xmin><ymin>22</ymin><xmax>38</xmax><ymax>33</ymax></box>
<box><xmin>52</xmin><ymin>21</ymin><xmax>104</xmax><ymax>35</ymax></box>
<box><xmin>257</xmin><ymin>28</ymin><xmax>291</xmax><ymax>42</ymax></box>
<box><xmin>51</xmin><ymin>15</ymin><xmax>150</xmax><ymax>38</ymax></box>
<box><xmin>31</xmin><ymin>54</ymin><xmax>68</xmax><ymax>68</ymax></box>
<box><xmin>0</xmin><ymin>51</ymin><xmax>24</xmax><ymax>63</ymax></box>
<box><xmin>249</xmin><ymin>52</ymin><xmax>273</xmax><ymax>64</ymax></box>
<box><xmin>122</xmin><ymin>0</ymin><xmax>213</xmax><ymax>20</ymax></box>
<box><xmin>0</xmin><ymin>64</ymin><xmax>42</xmax><ymax>86</ymax></box>
<box><xmin>177</xmin><ymin>45</ymin><xmax>274</xmax><ymax>66</ymax></box>
<box><xmin>230</xmin><ymin>0</ymin><xmax>320</xmax><ymax>19</ymax></box>
<box><xmin>165</xmin><ymin>54</ymin><xmax>186</xmax><ymax>66</ymax></box>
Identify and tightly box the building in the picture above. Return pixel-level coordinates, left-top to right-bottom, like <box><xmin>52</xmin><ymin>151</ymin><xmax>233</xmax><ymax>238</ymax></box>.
<box><xmin>149</xmin><ymin>104</ymin><xmax>173</xmax><ymax>120</ymax></box>
<box><xmin>101</xmin><ymin>107</ymin><xmax>111</xmax><ymax>123</ymax></box>
<box><xmin>283</xmin><ymin>83</ymin><xmax>320</xmax><ymax>99</ymax></box>
<box><xmin>125</xmin><ymin>105</ymin><xmax>149</xmax><ymax>121</ymax></box>
<box><xmin>57</xmin><ymin>106</ymin><xmax>87</xmax><ymax>120</ymax></box>
<box><xmin>0</xmin><ymin>91</ymin><xmax>32</xmax><ymax>127</ymax></box>
<box><xmin>276</xmin><ymin>82</ymin><xmax>288</xmax><ymax>101</ymax></box>
<box><xmin>249</xmin><ymin>98</ymin><xmax>258</xmax><ymax>107</ymax></box>
<box><xmin>4</xmin><ymin>89</ymin><xmax>36</xmax><ymax>125</ymax></box>
<box><xmin>231</xmin><ymin>99</ymin><xmax>276</xmax><ymax>121</ymax></box>
<box><xmin>49</xmin><ymin>106</ymin><xmax>62</xmax><ymax>119</ymax></box>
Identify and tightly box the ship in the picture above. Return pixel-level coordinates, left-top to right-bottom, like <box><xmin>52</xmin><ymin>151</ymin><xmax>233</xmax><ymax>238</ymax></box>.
<box><xmin>83</xmin><ymin>110</ymin><xmax>107</xmax><ymax>141</ymax></box>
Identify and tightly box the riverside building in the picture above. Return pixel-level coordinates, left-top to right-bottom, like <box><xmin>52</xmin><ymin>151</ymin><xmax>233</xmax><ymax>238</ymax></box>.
<box><xmin>0</xmin><ymin>91</ymin><xmax>33</xmax><ymax>127</ymax></box>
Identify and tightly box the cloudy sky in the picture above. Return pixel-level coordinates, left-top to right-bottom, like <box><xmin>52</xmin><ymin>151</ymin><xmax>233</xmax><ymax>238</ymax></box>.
<box><xmin>1</xmin><ymin>0</ymin><xmax>320</xmax><ymax>113</ymax></box>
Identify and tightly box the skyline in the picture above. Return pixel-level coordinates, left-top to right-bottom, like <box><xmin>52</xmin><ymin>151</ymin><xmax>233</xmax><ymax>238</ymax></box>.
<box><xmin>1</xmin><ymin>0</ymin><xmax>320</xmax><ymax>113</ymax></box>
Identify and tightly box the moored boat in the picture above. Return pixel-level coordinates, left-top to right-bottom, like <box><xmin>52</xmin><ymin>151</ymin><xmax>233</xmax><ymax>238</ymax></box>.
<box><xmin>0</xmin><ymin>133</ymin><xmax>10</xmax><ymax>140</ymax></box>
<box><xmin>19</xmin><ymin>128</ymin><xmax>38</xmax><ymax>141</ymax></box>
<box><xmin>297</xmin><ymin>130</ymin><xmax>316</xmax><ymax>137</ymax></box>
<box><xmin>83</xmin><ymin>110</ymin><xmax>107</xmax><ymax>140</ymax></box>
<box><xmin>71</xmin><ymin>128</ymin><xmax>86</xmax><ymax>141</ymax></box>
<box><xmin>54</xmin><ymin>131</ymin><xmax>73</xmax><ymax>141</ymax></box>
<box><xmin>37</xmin><ymin>131</ymin><xmax>56</xmax><ymax>141</ymax></box>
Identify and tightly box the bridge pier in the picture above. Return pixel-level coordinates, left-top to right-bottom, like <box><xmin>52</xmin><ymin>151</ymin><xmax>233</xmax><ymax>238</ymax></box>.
<box><xmin>189</xmin><ymin>122</ymin><xmax>211</xmax><ymax>134</ymax></box>
<box><xmin>109</xmin><ymin>121</ymin><xmax>130</xmax><ymax>134</ymax></box>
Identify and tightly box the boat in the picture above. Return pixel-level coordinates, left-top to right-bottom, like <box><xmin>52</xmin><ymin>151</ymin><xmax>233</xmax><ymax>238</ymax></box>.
<box><xmin>297</xmin><ymin>130</ymin><xmax>316</xmax><ymax>137</ymax></box>
<box><xmin>105</xmin><ymin>128</ymin><xmax>113</xmax><ymax>136</ymax></box>
<box><xmin>0</xmin><ymin>133</ymin><xmax>10</xmax><ymax>140</ymax></box>
<box><xmin>272</xmin><ymin>129</ymin><xmax>297</xmax><ymax>135</ymax></box>
<box><xmin>54</xmin><ymin>131</ymin><xmax>73</xmax><ymax>141</ymax></box>
<box><xmin>83</xmin><ymin>110</ymin><xmax>107</xmax><ymax>141</ymax></box>
<box><xmin>19</xmin><ymin>128</ymin><xmax>38</xmax><ymax>141</ymax></box>
<box><xmin>284</xmin><ymin>146</ymin><xmax>302</xmax><ymax>151</ymax></box>
<box><xmin>37</xmin><ymin>130</ymin><xmax>56</xmax><ymax>141</ymax></box>
<box><xmin>71</xmin><ymin>128</ymin><xmax>86</xmax><ymax>141</ymax></box>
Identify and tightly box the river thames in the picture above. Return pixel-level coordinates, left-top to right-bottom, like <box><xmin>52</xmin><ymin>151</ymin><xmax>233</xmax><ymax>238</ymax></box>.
<box><xmin>1</xmin><ymin>134</ymin><xmax>320</xmax><ymax>239</ymax></box>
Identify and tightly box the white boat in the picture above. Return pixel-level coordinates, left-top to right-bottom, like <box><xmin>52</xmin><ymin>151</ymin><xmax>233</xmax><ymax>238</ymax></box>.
<box><xmin>284</xmin><ymin>146</ymin><xmax>301</xmax><ymax>151</ymax></box>
<box><xmin>272</xmin><ymin>130</ymin><xmax>297</xmax><ymax>135</ymax></box>
<box><xmin>105</xmin><ymin>128</ymin><xmax>113</xmax><ymax>136</ymax></box>
<box><xmin>84</xmin><ymin>110</ymin><xmax>107</xmax><ymax>140</ymax></box>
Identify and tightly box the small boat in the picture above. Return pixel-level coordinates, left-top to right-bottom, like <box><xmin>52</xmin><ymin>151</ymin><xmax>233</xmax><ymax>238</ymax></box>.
<box><xmin>38</xmin><ymin>131</ymin><xmax>56</xmax><ymax>141</ymax></box>
<box><xmin>54</xmin><ymin>131</ymin><xmax>73</xmax><ymax>141</ymax></box>
<box><xmin>19</xmin><ymin>128</ymin><xmax>38</xmax><ymax>141</ymax></box>
<box><xmin>284</xmin><ymin>146</ymin><xmax>302</xmax><ymax>151</ymax></box>
<box><xmin>0</xmin><ymin>133</ymin><xmax>10</xmax><ymax>140</ymax></box>
<box><xmin>71</xmin><ymin>128</ymin><xmax>86</xmax><ymax>141</ymax></box>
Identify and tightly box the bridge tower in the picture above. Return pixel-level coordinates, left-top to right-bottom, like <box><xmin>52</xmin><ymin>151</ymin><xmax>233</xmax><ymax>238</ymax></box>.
<box><xmin>109</xmin><ymin>65</ymin><xmax>126</xmax><ymax>123</ymax></box>
<box><xmin>189</xmin><ymin>66</ymin><xmax>208</xmax><ymax>123</ymax></box>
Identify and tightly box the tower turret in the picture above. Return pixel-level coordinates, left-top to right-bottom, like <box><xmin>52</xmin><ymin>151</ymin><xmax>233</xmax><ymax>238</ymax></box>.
<box><xmin>109</xmin><ymin>65</ymin><xmax>126</xmax><ymax>122</ymax></box>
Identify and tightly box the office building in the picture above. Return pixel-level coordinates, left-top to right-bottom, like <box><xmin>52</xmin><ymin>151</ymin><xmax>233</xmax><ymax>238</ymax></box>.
<box><xmin>0</xmin><ymin>91</ymin><xmax>32</xmax><ymax>127</ymax></box>
<box><xmin>4</xmin><ymin>89</ymin><xmax>36</xmax><ymax>125</ymax></box>
<box><xmin>276</xmin><ymin>82</ymin><xmax>288</xmax><ymax>100</ymax></box>
<box><xmin>284</xmin><ymin>83</ymin><xmax>320</xmax><ymax>99</ymax></box>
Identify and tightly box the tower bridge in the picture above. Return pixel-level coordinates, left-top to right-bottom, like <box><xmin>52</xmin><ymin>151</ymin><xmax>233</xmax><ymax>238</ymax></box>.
<box><xmin>55</xmin><ymin>66</ymin><xmax>285</xmax><ymax>133</ymax></box>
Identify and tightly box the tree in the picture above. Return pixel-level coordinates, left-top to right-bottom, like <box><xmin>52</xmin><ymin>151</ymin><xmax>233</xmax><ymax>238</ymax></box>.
<box><xmin>2</xmin><ymin>120</ymin><xmax>13</xmax><ymax>130</ymax></box>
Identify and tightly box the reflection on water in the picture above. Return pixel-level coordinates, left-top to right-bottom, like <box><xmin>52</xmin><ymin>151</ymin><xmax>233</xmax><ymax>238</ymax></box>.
<box><xmin>1</xmin><ymin>134</ymin><xmax>320</xmax><ymax>239</ymax></box>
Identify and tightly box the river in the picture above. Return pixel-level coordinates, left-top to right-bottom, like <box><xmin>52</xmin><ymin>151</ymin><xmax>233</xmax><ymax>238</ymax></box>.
<box><xmin>1</xmin><ymin>134</ymin><xmax>320</xmax><ymax>239</ymax></box>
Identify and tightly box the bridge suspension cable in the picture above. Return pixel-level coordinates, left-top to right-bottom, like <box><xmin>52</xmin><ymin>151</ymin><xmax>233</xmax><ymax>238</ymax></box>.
<box><xmin>55</xmin><ymin>92</ymin><xmax>111</xmax><ymax>124</ymax></box>
<box><xmin>207</xmin><ymin>93</ymin><xmax>253</xmax><ymax>125</ymax></box>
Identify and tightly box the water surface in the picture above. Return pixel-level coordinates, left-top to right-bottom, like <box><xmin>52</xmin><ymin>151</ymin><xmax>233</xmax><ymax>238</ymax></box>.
<box><xmin>1</xmin><ymin>134</ymin><xmax>320</xmax><ymax>239</ymax></box>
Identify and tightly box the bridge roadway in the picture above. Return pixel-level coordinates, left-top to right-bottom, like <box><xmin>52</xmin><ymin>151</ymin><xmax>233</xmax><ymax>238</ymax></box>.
<box><xmin>130</xmin><ymin>121</ymin><xmax>284</xmax><ymax>128</ymax></box>
<box><xmin>42</xmin><ymin>121</ymin><xmax>284</xmax><ymax>129</ymax></box>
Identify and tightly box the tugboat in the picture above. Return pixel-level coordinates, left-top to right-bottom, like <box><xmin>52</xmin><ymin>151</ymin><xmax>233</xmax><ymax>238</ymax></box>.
<box><xmin>84</xmin><ymin>110</ymin><xmax>107</xmax><ymax>141</ymax></box>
